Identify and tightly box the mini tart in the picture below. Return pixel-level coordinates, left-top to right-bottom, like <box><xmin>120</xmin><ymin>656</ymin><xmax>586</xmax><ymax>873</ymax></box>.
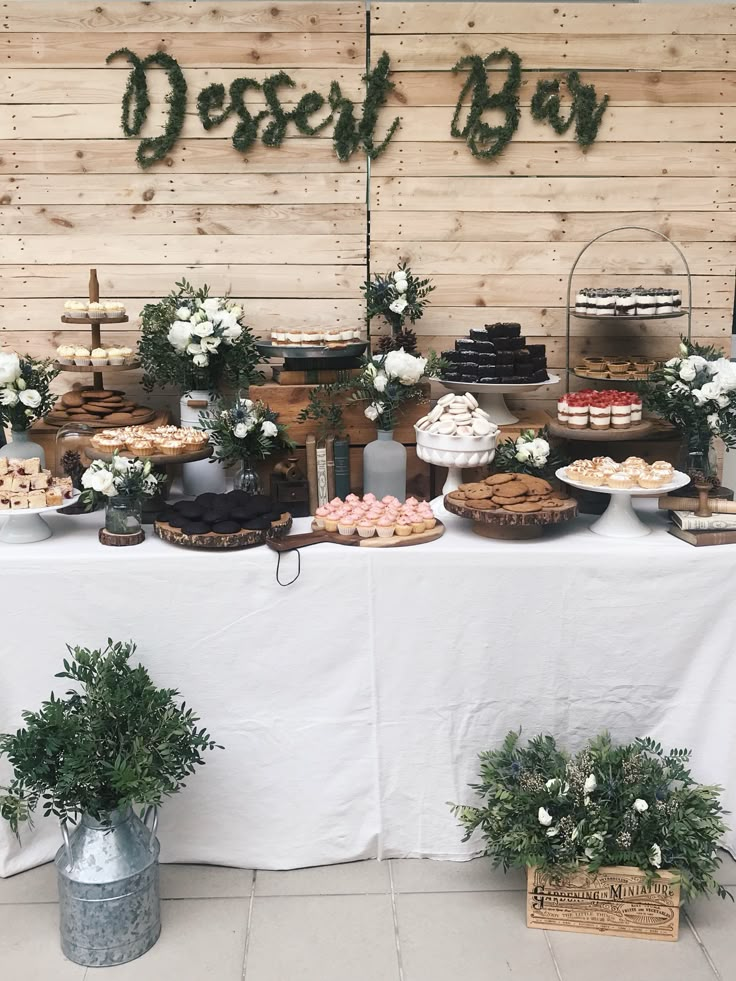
<box><xmin>158</xmin><ymin>439</ymin><xmax>183</xmax><ymax>456</ymax></box>
<box><xmin>607</xmin><ymin>472</ymin><xmax>635</xmax><ymax>489</ymax></box>
<box><xmin>92</xmin><ymin>435</ymin><xmax>125</xmax><ymax>450</ymax></box>
<box><xmin>127</xmin><ymin>439</ymin><xmax>155</xmax><ymax>455</ymax></box>
<box><xmin>637</xmin><ymin>472</ymin><xmax>667</xmax><ymax>489</ymax></box>
<box><xmin>582</xmin><ymin>470</ymin><xmax>606</xmax><ymax>487</ymax></box>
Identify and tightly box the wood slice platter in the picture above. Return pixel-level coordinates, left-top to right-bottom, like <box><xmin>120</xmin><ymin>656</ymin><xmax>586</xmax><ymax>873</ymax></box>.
<box><xmin>61</xmin><ymin>315</ymin><xmax>130</xmax><ymax>325</ymax></box>
<box><xmin>99</xmin><ymin>528</ymin><xmax>145</xmax><ymax>547</ymax></box>
<box><xmin>86</xmin><ymin>445</ymin><xmax>213</xmax><ymax>467</ymax></box>
<box><xmin>444</xmin><ymin>495</ymin><xmax>577</xmax><ymax>540</ymax></box>
<box><xmin>546</xmin><ymin>415</ymin><xmax>654</xmax><ymax>441</ymax></box>
<box><xmin>267</xmin><ymin>520</ymin><xmax>445</xmax><ymax>550</ymax></box>
<box><xmin>54</xmin><ymin>361</ymin><xmax>141</xmax><ymax>373</ymax></box>
<box><xmin>154</xmin><ymin>512</ymin><xmax>293</xmax><ymax>550</ymax></box>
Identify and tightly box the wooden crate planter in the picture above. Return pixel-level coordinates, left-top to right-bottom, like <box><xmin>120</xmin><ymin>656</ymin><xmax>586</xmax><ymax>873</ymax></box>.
<box><xmin>526</xmin><ymin>865</ymin><xmax>680</xmax><ymax>942</ymax></box>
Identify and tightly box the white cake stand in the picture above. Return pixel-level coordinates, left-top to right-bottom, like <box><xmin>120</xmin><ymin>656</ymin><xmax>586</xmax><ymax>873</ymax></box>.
<box><xmin>439</xmin><ymin>375</ymin><xmax>560</xmax><ymax>426</ymax></box>
<box><xmin>415</xmin><ymin>426</ymin><xmax>498</xmax><ymax>514</ymax></box>
<box><xmin>555</xmin><ymin>468</ymin><xmax>689</xmax><ymax>538</ymax></box>
<box><xmin>0</xmin><ymin>493</ymin><xmax>80</xmax><ymax>544</ymax></box>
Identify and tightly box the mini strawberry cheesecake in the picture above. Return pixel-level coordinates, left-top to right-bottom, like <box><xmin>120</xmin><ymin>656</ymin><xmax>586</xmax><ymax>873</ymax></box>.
<box><xmin>557</xmin><ymin>395</ymin><xmax>570</xmax><ymax>426</ymax></box>
<box><xmin>611</xmin><ymin>399</ymin><xmax>632</xmax><ymax>429</ymax></box>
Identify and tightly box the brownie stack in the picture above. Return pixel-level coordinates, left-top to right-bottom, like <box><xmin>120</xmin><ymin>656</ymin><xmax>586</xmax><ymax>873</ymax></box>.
<box><xmin>440</xmin><ymin>323</ymin><xmax>549</xmax><ymax>385</ymax></box>
<box><xmin>158</xmin><ymin>491</ymin><xmax>283</xmax><ymax>536</ymax></box>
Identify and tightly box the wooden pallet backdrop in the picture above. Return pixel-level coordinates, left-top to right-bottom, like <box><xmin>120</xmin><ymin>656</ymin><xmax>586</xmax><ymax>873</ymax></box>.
<box><xmin>370</xmin><ymin>2</ymin><xmax>736</xmax><ymax>414</ymax></box>
<box><xmin>1</xmin><ymin>1</ymin><xmax>734</xmax><ymax>431</ymax></box>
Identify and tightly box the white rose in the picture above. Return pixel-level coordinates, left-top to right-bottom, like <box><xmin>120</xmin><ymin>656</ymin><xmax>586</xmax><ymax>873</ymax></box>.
<box><xmin>0</xmin><ymin>352</ymin><xmax>21</xmax><ymax>385</ymax></box>
<box><xmin>18</xmin><ymin>389</ymin><xmax>41</xmax><ymax>408</ymax></box>
<box><xmin>546</xmin><ymin>827</ymin><xmax>559</xmax><ymax>837</ymax></box>
<box><xmin>196</xmin><ymin>320</ymin><xmax>215</xmax><ymax>338</ymax></box>
<box><xmin>691</xmin><ymin>388</ymin><xmax>709</xmax><ymax>407</ymax></box>
<box><xmin>395</xmin><ymin>279</ymin><xmax>407</xmax><ymax>293</ymax></box>
<box><xmin>384</xmin><ymin>349</ymin><xmax>426</xmax><ymax>385</ymax></box>
<box><xmin>712</xmin><ymin>358</ymin><xmax>736</xmax><ymax>393</ymax></box>
<box><xmin>213</xmin><ymin>310</ymin><xmax>237</xmax><ymax>330</ymax></box>
<box><xmin>373</xmin><ymin>373</ymin><xmax>388</xmax><ymax>393</ymax></box>
<box><xmin>167</xmin><ymin>321</ymin><xmax>192</xmax><ymax>352</ymax></box>
<box><xmin>699</xmin><ymin>381</ymin><xmax>722</xmax><ymax>403</ymax></box>
<box><xmin>679</xmin><ymin>361</ymin><xmax>697</xmax><ymax>382</ymax></box>
<box><xmin>82</xmin><ymin>469</ymin><xmax>116</xmax><ymax>496</ymax></box>
<box><xmin>538</xmin><ymin>807</ymin><xmax>553</xmax><ymax>827</ymax></box>
<box><xmin>222</xmin><ymin>324</ymin><xmax>243</xmax><ymax>343</ymax></box>
<box><xmin>0</xmin><ymin>388</ymin><xmax>19</xmax><ymax>406</ymax></box>
<box><xmin>717</xmin><ymin>393</ymin><xmax>730</xmax><ymax>408</ymax></box>
<box><xmin>176</xmin><ymin>306</ymin><xmax>191</xmax><ymax>321</ymax></box>
<box><xmin>584</xmin><ymin>774</ymin><xmax>597</xmax><ymax>795</ymax></box>
<box><xmin>665</xmin><ymin>357</ymin><xmax>679</xmax><ymax>368</ymax></box>
<box><xmin>649</xmin><ymin>844</ymin><xmax>662</xmax><ymax>868</ymax></box>
<box><xmin>515</xmin><ymin>447</ymin><xmax>531</xmax><ymax>463</ymax></box>
<box><xmin>192</xmin><ymin>353</ymin><xmax>209</xmax><ymax>367</ymax></box>
<box><xmin>708</xmin><ymin>413</ymin><xmax>721</xmax><ymax>432</ymax></box>
<box><xmin>394</xmin><ymin>270</ymin><xmax>407</xmax><ymax>282</ymax></box>
<box><xmin>242</xmin><ymin>399</ymin><xmax>254</xmax><ymax>409</ymax></box>
<box><xmin>364</xmin><ymin>404</ymin><xmax>379</xmax><ymax>422</ymax></box>
<box><xmin>202</xmin><ymin>297</ymin><xmax>222</xmax><ymax>314</ymax></box>
<box><xmin>261</xmin><ymin>420</ymin><xmax>278</xmax><ymax>438</ymax></box>
<box><xmin>187</xmin><ymin>342</ymin><xmax>203</xmax><ymax>355</ymax></box>
<box><xmin>200</xmin><ymin>335</ymin><xmax>221</xmax><ymax>353</ymax></box>
<box><xmin>233</xmin><ymin>423</ymin><xmax>249</xmax><ymax>438</ymax></box>
<box><xmin>112</xmin><ymin>455</ymin><xmax>131</xmax><ymax>472</ymax></box>
<box><xmin>228</xmin><ymin>304</ymin><xmax>243</xmax><ymax>319</ymax></box>
<box><xmin>389</xmin><ymin>297</ymin><xmax>408</xmax><ymax>315</ymax></box>
<box><xmin>633</xmin><ymin>798</ymin><xmax>648</xmax><ymax>813</ymax></box>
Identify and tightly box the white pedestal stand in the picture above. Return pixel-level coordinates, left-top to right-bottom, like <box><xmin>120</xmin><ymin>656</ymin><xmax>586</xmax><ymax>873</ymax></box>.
<box><xmin>415</xmin><ymin>427</ymin><xmax>498</xmax><ymax>517</ymax></box>
<box><xmin>438</xmin><ymin>375</ymin><xmax>560</xmax><ymax>426</ymax></box>
<box><xmin>0</xmin><ymin>494</ymin><xmax>80</xmax><ymax>544</ymax></box>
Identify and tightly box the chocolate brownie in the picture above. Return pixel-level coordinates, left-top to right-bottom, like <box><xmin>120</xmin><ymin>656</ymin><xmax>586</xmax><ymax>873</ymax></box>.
<box><xmin>469</xmin><ymin>328</ymin><xmax>489</xmax><ymax>342</ymax></box>
<box><xmin>496</xmin><ymin>352</ymin><xmax>514</xmax><ymax>366</ymax></box>
<box><xmin>441</xmin><ymin>350</ymin><xmax>460</xmax><ymax>363</ymax></box>
<box><xmin>526</xmin><ymin>344</ymin><xmax>546</xmax><ymax>358</ymax></box>
<box><xmin>455</xmin><ymin>339</ymin><xmax>476</xmax><ymax>352</ymax></box>
<box><xmin>479</xmin><ymin>374</ymin><xmax>499</xmax><ymax>383</ymax></box>
<box><xmin>529</xmin><ymin>358</ymin><xmax>547</xmax><ymax>372</ymax></box>
<box><xmin>461</xmin><ymin>362</ymin><xmax>479</xmax><ymax>377</ymax></box>
<box><xmin>477</xmin><ymin>352</ymin><xmax>497</xmax><ymax>365</ymax></box>
<box><xmin>442</xmin><ymin>371</ymin><xmax>461</xmax><ymax>381</ymax></box>
<box><xmin>514</xmin><ymin>363</ymin><xmax>533</xmax><ymax>377</ymax></box>
<box><xmin>474</xmin><ymin>341</ymin><xmax>496</xmax><ymax>354</ymax></box>
<box><xmin>454</xmin><ymin>351</ymin><xmax>475</xmax><ymax>363</ymax></box>
<box><xmin>500</xmin><ymin>375</ymin><xmax>519</xmax><ymax>384</ymax></box>
<box><xmin>530</xmin><ymin>369</ymin><xmax>549</xmax><ymax>382</ymax></box>
<box><xmin>514</xmin><ymin>348</ymin><xmax>531</xmax><ymax>361</ymax></box>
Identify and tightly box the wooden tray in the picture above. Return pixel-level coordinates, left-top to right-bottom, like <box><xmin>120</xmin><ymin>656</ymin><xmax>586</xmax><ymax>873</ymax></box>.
<box><xmin>546</xmin><ymin>416</ymin><xmax>654</xmax><ymax>441</ymax></box>
<box><xmin>267</xmin><ymin>519</ymin><xmax>445</xmax><ymax>550</ymax></box>
<box><xmin>444</xmin><ymin>495</ymin><xmax>577</xmax><ymax>540</ymax></box>
<box><xmin>154</xmin><ymin>512</ymin><xmax>293</xmax><ymax>550</ymax></box>
<box><xmin>86</xmin><ymin>445</ymin><xmax>213</xmax><ymax>466</ymax></box>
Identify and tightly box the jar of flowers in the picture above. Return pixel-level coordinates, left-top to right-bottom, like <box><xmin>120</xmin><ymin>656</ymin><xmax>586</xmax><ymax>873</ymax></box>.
<box><xmin>0</xmin><ymin>352</ymin><xmax>59</xmax><ymax>466</ymax></box>
<box><xmin>200</xmin><ymin>397</ymin><xmax>293</xmax><ymax>494</ymax></box>
<box><xmin>362</xmin><ymin>262</ymin><xmax>435</xmax><ymax>354</ymax></box>
<box><xmin>80</xmin><ymin>454</ymin><xmax>167</xmax><ymax>542</ymax></box>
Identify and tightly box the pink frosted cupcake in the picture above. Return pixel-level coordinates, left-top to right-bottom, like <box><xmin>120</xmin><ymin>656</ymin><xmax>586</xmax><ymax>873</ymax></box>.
<box><xmin>405</xmin><ymin>497</ymin><xmax>419</xmax><ymax>508</ymax></box>
<box><xmin>410</xmin><ymin>517</ymin><xmax>426</xmax><ymax>534</ymax></box>
<box><xmin>395</xmin><ymin>516</ymin><xmax>413</xmax><ymax>537</ymax></box>
<box><xmin>363</xmin><ymin>492</ymin><xmax>377</xmax><ymax>505</ymax></box>
<box><xmin>338</xmin><ymin>514</ymin><xmax>357</xmax><ymax>536</ymax></box>
<box><xmin>324</xmin><ymin>513</ymin><xmax>339</xmax><ymax>532</ymax></box>
<box><xmin>346</xmin><ymin>493</ymin><xmax>360</xmax><ymax>504</ymax></box>
<box><xmin>329</xmin><ymin>497</ymin><xmax>343</xmax><ymax>508</ymax></box>
<box><xmin>382</xmin><ymin>495</ymin><xmax>400</xmax><ymax>507</ymax></box>
<box><xmin>376</xmin><ymin>516</ymin><xmax>395</xmax><ymax>538</ymax></box>
<box><xmin>357</xmin><ymin>519</ymin><xmax>376</xmax><ymax>538</ymax></box>
<box><xmin>314</xmin><ymin>505</ymin><xmax>329</xmax><ymax>530</ymax></box>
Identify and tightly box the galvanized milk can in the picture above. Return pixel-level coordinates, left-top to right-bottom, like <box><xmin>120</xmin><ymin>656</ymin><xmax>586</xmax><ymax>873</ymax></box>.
<box><xmin>55</xmin><ymin>806</ymin><xmax>161</xmax><ymax>966</ymax></box>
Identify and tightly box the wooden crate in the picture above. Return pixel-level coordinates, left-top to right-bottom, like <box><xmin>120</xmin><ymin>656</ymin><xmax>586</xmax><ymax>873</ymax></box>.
<box><xmin>526</xmin><ymin>865</ymin><xmax>680</xmax><ymax>942</ymax></box>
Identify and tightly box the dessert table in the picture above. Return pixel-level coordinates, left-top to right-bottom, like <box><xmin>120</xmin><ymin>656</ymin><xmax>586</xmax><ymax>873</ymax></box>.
<box><xmin>2</xmin><ymin>503</ymin><xmax>736</xmax><ymax>875</ymax></box>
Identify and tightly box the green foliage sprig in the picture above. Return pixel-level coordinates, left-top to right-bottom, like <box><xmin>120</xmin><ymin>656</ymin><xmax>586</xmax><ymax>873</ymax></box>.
<box><xmin>296</xmin><ymin>380</ymin><xmax>355</xmax><ymax>440</ymax></box>
<box><xmin>107</xmin><ymin>48</ymin><xmax>187</xmax><ymax>168</ymax></box>
<box><xmin>531</xmin><ymin>71</ymin><xmax>609</xmax><ymax>149</ymax></box>
<box><xmin>452</xmin><ymin>49</ymin><xmax>522</xmax><ymax>159</ymax></box>
<box><xmin>493</xmin><ymin>427</ymin><xmax>567</xmax><ymax>482</ymax></box>
<box><xmin>0</xmin><ymin>640</ymin><xmax>220</xmax><ymax>833</ymax></box>
<box><xmin>363</xmin><ymin>262</ymin><xmax>435</xmax><ymax>352</ymax></box>
<box><xmin>138</xmin><ymin>278</ymin><xmax>263</xmax><ymax>394</ymax></box>
<box><xmin>451</xmin><ymin>730</ymin><xmax>731</xmax><ymax>901</ymax></box>
<box><xmin>200</xmin><ymin>397</ymin><xmax>294</xmax><ymax>468</ymax></box>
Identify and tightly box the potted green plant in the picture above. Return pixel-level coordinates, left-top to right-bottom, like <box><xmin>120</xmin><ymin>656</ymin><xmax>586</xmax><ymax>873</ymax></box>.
<box><xmin>0</xmin><ymin>640</ymin><xmax>220</xmax><ymax>967</ymax></box>
<box><xmin>452</xmin><ymin>731</ymin><xmax>730</xmax><ymax>941</ymax></box>
<box><xmin>0</xmin><ymin>352</ymin><xmax>59</xmax><ymax>466</ymax></box>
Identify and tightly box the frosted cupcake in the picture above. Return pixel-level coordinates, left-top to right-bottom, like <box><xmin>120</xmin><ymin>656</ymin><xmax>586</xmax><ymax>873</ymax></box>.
<box><xmin>74</xmin><ymin>346</ymin><xmax>91</xmax><ymax>366</ymax></box>
<box><xmin>395</xmin><ymin>516</ymin><xmax>413</xmax><ymax>537</ymax></box>
<box><xmin>90</xmin><ymin>347</ymin><xmax>108</xmax><ymax>366</ymax></box>
<box><xmin>107</xmin><ymin>347</ymin><xmax>125</xmax><ymax>365</ymax></box>
<box><xmin>119</xmin><ymin>346</ymin><xmax>135</xmax><ymax>363</ymax></box>
<box><xmin>56</xmin><ymin>344</ymin><xmax>77</xmax><ymax>364</ymax></box>
<box><xmin>87</xmin><ymin>302</ymin><xmax>106</xmax><ymax>319</ymax></box>
<box><xmin>65</xmin><ymin>299</ymin><xmax>88</xmax><ymax>319</ymax></box>
<box><xmin>104</xmin><ymin>301</ymin><xmax>126</xmax><ymax>318</ymax></box>
<box><xmin>410</xmin><ymin>517</ymin><xmax>426</xmax><ymax>534</ymax></box>
<box><xmin>324</xmin><ymin>513</ymin><xmax>339</xmax><ymax>533</ymax></box>
<box><xmin>314</xmin><ymin>506</ymin><xmax>329</xmax><ymax>530</ymax></box>
<box><xmin>376</xmin><ymin>516</ymin><xmax>395</xmax><ymax>538</ymax></box>
<box><xmin>357</xmin><ymin>519</ymin><xmax>376</xmax><ymax>538</ymax></box>
<box><xmin>338</xmin><ymin>514</ymin><xmax>357</xmax><ymax>536</ymax></box>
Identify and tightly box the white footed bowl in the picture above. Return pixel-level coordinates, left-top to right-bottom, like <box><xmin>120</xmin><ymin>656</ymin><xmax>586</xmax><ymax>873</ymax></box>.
<box><xmin>414</xmin><ymin>425</ymin><xmax>497</xmax><ymax>468</ymax></box>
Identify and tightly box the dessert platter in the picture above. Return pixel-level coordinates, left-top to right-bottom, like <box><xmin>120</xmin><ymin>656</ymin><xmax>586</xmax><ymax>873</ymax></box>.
<box><xmin>256</xmin><ymin>328</ymin><xmax>367</xmax><ymax>365</ymax></box>
<box><xmin>46</xmin><ymin>389</ymin><xmax>157</xmax><ymax>429</ymax></box>
<box><xmin>86</xmin><ymin>426</ymin><xmax>213</xmax><ymax>467</ymax></box>
<box><xmin>571</xmin><ymin>357</ymin><xmax>657</xmax><ymax>383</ymax></box>
<box><xmin>573</xmin><ymin>286</ymin><xmax>684</xmax><ymax>320</ymax></box>
<box><xmin>414</xmin><ymin>393</ymin><xmax>499</xmax><ymax>499</ymax></box>
<box><xmin>269</xmin><ymin>494</ymin><xmax>444</xmax><ymax>550</ymax></box>
<box><xmin>154</xmin><ymin>491</ymin><xmax>292</xmax><ymax>550</ymax></box>
<box><xmin>0</xmin><ymin>457</ymin><xmax>78</xmax><ymax>543</ymax></box>
<box><xmin>556</xmin><ymin>457</ymin><xmax>690</xmax><ymax>538</ymax></box>
<box><xmin>547</xmin><ymin>390</ymin><xmax>653</xmax><ymax>441</ymax></box>
<box><xmin>438</xmin><ymin>323</ymin><xmax>558</xmax><ymax>424</ymax></box>
<box><xmin>443</xmin><ymin>474</ymin><xmax>577</xmax><ymax>541</ymax></box>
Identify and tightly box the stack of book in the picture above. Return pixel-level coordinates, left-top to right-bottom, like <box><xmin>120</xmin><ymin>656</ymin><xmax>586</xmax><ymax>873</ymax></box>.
<box><xmin>668</xmin><ymin>510</ymin><xmax>736</xmax><ymax>547</ymax></box>
<box><xmin>306</xmin><ymin>435</ymin><xmax>351</xmax><ymax>511</ymax></box>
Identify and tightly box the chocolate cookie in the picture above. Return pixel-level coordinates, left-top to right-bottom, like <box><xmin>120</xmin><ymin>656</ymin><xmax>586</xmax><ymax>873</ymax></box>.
<box><xmin>180</xmin><ymin>521</ymin><xmax>212</xmax><ymax>535</ymax></box>
<box><xmin>212</xmin><ymin>520</ymin><xmax>241</xmax><ymax>534</ymax></box>
<box><xmin>176</xmin><ymin>502</ymin><xmax>204</xmax><ymax>520</ymax></box>
<box><xmin>493</xmin><ymin>479</ymin><xmax>529</xmax><ymax>498</ymax></box>
<box><xmin>242</xmin><ymin>515</ymin><xmax>270</xmax><ymax>531</ymax></box>
<box><xmin>492</xmin><ymin>494</ymin><xmax>528</xmax><ymax>506</ymax></box>
<box><xmin>504</xmin><ymin>502</ymin><xmax>543</xmax><ymax>513</ymax></box>
<box><xmin>484</xmin><ymin>473</ymin><xmax>515</xmax><ymax>486</ymax></box>
<box><xmin>465</xmin><ymin>486</ymin><xmax>495</xmax><ymax>500</ymax></box>
<box><xmin>472</xmin><ymin>499</ymin><xmax>499</xmax><ymax>510</ymax></box>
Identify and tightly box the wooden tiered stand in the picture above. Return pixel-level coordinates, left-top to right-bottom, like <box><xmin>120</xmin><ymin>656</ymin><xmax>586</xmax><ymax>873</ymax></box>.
<box><xmin>45</xmin><ymin>268</ymin><xmax>156</xmax><ymax>429</ymax></box>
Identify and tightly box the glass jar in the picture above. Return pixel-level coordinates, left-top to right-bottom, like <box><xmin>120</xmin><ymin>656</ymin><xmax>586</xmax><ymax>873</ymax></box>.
<box><xmin>682</xmin><ymin>430</ymin><xmax>718</xmax><ymax>486</ymax></box>
<box><xmin>235</xmin><ymin>458</ymin><xmax>262</xmax><ymax>495</ymax></box>
<box><xmin>105</xmin><ymin>495</ymin><xmax>143</xmax><ymax>536</ymax></box>
<box><xmin>55</xmin><ymin>422</ymin><xmax>94</xmax><ymax>490</ymax></box>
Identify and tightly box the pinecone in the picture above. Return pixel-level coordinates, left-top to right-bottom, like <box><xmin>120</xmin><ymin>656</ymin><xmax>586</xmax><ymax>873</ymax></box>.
<box><xmin>376</xmin><ymin>327</ymin><xmax>419</xmax><ymax>355</ymax></box>
<box><xmin>61</xmin><ymin>449</ymin><xmax>85</xmax><ymax>487</ymax></box>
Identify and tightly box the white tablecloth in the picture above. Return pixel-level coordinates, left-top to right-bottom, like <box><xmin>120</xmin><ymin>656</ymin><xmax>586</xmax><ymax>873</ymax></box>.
<box><xmin>2</xmin><ymin>502</ymin><xmax>736</xmax><ymax>875</ymax></box>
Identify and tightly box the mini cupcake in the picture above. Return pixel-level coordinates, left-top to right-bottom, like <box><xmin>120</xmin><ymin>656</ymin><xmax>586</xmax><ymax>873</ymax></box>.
<box><xmin>74</xmin><ymin>346</ymin><xmax>91</xmax><ymax>366</ymax></box>
<box><xmin>119</xmin><ymin>346</ymin><xmax>135</xmax><ymax>363</ymax></box>
<box><xmin>324</xmin><ymin>514</ymin><xmax>339</xmax><ymax>533</ymax></box>
<box><xmin>104</xmin><ymin>301</ymin><xmax>126</xmax><ymax>318</ymax></box>
<box><xmin>410</xmin><ymin>518</ymin><xmax>426</xmax><ymax>534</ymax></box>
<box><xmin>338</xmin><ymin>515</ymin><xmax>357</xmax><ymax>536</ymax></box>
<box><xmin>105</xmin><ymin>347</ymin><xmax>124</xmax><ymax>365</ymax></box>
<box><xmin>363</xmin><ymin>493</ymin><xmax>377</xmax><ymax>505</ymax></box>
<box><xmin>395</xmin><ymin>517</ymin><xmax>413</xmax><ymax>537</ymax></box>
<box><xmin>56</xmin><ymin>344</ymin><xmax>77</xmax><ymax>364</ymax></box>
<box><xmin>87</xmin><ymin>301</ymin><xmax>106</xmax><ymax>319</ymax></box>
<box><xmin>65</xmin><ymin>299</ymin><xmax>88</xmax><ymax>319</ymax></box>
<box><xmin>376</xmin><ymin>516</ymin><xmax>395</xmax><ymax>538</ymax></box>
<box><xmin>313</xmin><ymin>506</ymin><xmax>329</xmax><ymax>529</ymax></box>
<box><xmin>608</xmin><ymin>472</ymin><xmax>635</xmax><ymax>489</ymax></box>
<box><xmin>90</xmin><ymin>347</ymin><xmax>108</xmax><ymax>366</ymax></box>
<box><xmin>357</xmin><ymin>519</ymin><xmax>376</xmax><ymax>538</ymax></box>
<box><xmin>382</xmin><ymin>495</ymin><xmax>400</xmax><ymax>507</ymax></box>
<box><xmin>346</xmin><ymin>493</ymin><xmax>360</xmax><ymax>505</ymax></box>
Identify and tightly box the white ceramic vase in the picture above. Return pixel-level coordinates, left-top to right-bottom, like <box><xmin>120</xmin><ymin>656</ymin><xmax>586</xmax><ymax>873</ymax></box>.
<box><xmin>179</xmin><ymin>390</ymin><xmax>227</xmax><ymax>496</ymax></box>
<box><xmin>0</xmin><ymin>428</ymin><xmax>46</xmax><ymax>467</ymax></box>
<box><xmin>363</xmin><ymin>429</ymin><xmax>407</xmax><ymax>501</ymax></box>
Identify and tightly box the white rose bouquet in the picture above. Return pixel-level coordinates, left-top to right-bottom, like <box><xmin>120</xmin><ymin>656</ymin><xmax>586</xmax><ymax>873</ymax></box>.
<box><xmin>642</xmin><ymin>338</ymin><xmax>736</xmax><ymax>482</ymax></box>
<box><xmin>362</xmin><ymin>262</ymin><xmax>435</xmax><ymax>354</ymax></box>
<box><xmin>200</xmin><ymin>397</ymin><xmax>293</xmax><ymax>469</ymax></box>
<box><xmin>138</xmin><ymin>279</ymin><xmax>262</xmax><ymax>393</ymax></box>
<box><xmin>492</xmin><ymin>427</ymin><xmax>566</xmax><ymax>481</ymax></box>
<box><xmin>79</xmin><ymin>454</ymin><xmax>166</xmax><ymax>512</ymax></box>
<box><xmin>0</xmin><ymin>352</ymin><xmax>59</xmax><ymax>431</ymax></box>
<box><xmin>356</xmin><ymin>348</ymin><xmax>443</xmax><ymax>431</ymax></box>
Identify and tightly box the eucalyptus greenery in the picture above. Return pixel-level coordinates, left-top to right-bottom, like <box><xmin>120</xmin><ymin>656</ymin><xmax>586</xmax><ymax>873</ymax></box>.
<box><xmin>200</xmin><ymin>397</ymin><xmax>293</xmax><ymax>469</ymax></box>
<box><xmin>296</xmin><ymin>381</ymin><xmax>353</xmax><ymax>440</ymax></box>
<box><xmin>362</xmin><ymin>262</ymin><xmax>435</xmax><ymax>353</ymax></box>
<box><xmin>0</xmin><ymin>640</ymin><xmax>220</xmax><ymax>833</ymax></box>
<box><xmin>451</xmin><ymin>730</ymin><xmax>731</xmax><ymax>901</ymax></box>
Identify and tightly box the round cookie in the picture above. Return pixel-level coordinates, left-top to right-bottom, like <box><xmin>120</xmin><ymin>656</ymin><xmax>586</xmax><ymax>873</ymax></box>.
<box><xmin>514</xmin><ymin>475</ymin><xmax>553</xmax><ymax>496</ymax></box>
<box><xmin>242</xmin><ymin>515</ymin><xmax>270</xmax><ymax>531</ymax></box>
<box><xmin>504</xmin><ymin>502</ymin><xmax>543</xmax><ymax>513</ymax></box>
<box><xmin>175</xmin><ymin>501</ymin><xmax>204</xmax><ymax>520</ymax></box>
<box><xmin>446</xmin><ymin>491</ymin><xmax>467</xmax><ymax>502</ymax></box>
<box><xmin>61</xmin><ymin>392</ymin><xmax>84</xmax><ymax>408</ymax></box>
<box><xmin>465</xmin><ymin>486</ymin><xmax>495</xmax><ymax>500</ymax></box>
<box><xmin>471</xmin><ymin>499</ymin><xmax>499</xmax><ymax>510</ymax></box>
<box><xmin>180</xmin><ymin>520</ymin><xmax>212</xmax><ymax>535</ymax></box>
<box><xmin>492</xmin><ymin>479</ymin><xmax>529</xmax><ymax>498</ymax></box>
<box><xmin>484</xmin><ymin>473</ymin><xmax>516</xmax><ymax>487</ymax></box>
<box><xmin>492</xmin><ymin>494</ymin><xmax>528</xmax><ymax>507</ymax></box>
<box><xmin>212</xmin><ymin>520</ymin><xmax>241</xmax><ymax>534</ymax></box>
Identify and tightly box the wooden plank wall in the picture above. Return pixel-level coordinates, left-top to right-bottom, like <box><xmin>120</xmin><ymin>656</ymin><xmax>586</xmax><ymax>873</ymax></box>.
<box><xmin>0</xmin><ymin>0</ymin><xmax>367</xmax><ymax>412</ymax></box>
<box><xmin>371</xmin><ymin>2</ymin><xmax>736</xmax><ymax>413</ymax></box>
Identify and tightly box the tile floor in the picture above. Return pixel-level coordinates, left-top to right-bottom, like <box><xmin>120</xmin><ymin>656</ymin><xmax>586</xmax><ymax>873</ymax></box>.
<box><xmin>1</xmin><ymin>855</ymin><xmax>735</xmax><ymax>980</ymax></box>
